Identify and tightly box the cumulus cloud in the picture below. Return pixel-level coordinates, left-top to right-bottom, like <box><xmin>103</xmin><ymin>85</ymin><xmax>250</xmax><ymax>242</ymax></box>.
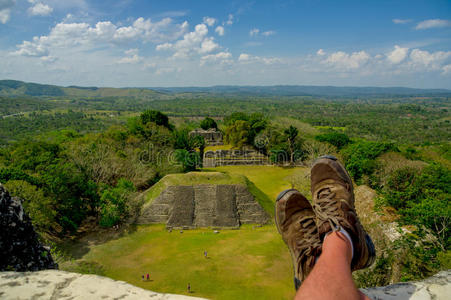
<box><xmin>200</xmin><ymin>51</ymin><xmax>232</xmax><ymax>65</ymax></box>
<box><xmin>116</xmin><ymin>48</ymin><xmax>143</xmax><ymax>64</ymax></box>
<box><xmin>324</xmin><ymin>50</ymin><xmax>370</xmax><ymax>70</ymax></box>
<box><xmin>13</xmin><ymin>17</ymin><xmax>188</xmax><ymax>58</ymax></box>
<box><xmin>409</xmin><ymin>49</ymin><xmax>451</xmax><ymax>70</ymax></box>
<box><xmin>238</xmin><ymin>53</ymin><xmax>250</xmax><ymax>61</ymax></box>
<box><xmin>316</xmin><ymin>49</ymin><xmax>325</xmax><ymax>56</ymax></box>
<box><xmin>0</xmin><ymin>0</ymin><xmax>15</xmax><ymax>24</ymax></box>
<box><xmin>392</xmin><ymin>18</ymin><xmax>411</xmax><ymax>24</ymax></box>
<box><xmin>203</xmin><ymin>16</ymin><xmax>216</xmax><ymax>27</ymax></box>
<box><xmin>156</xmin><ymin>23</ymin><xmax>221</xmax><ymax>58</ymax></box>
<box><xmin>28</xmin><ymin>1</ymin><xmax>53</xmax><ymax>16</ymax></box>
<box><xmin>215</xmin><ymin>25</ymin><xmax>224</xmax><ymax>36</ymax></box>
<box><xmin>387</xmin><ymin>45</ymin><xmax>409</xmax><ymax>64</ymax></box>
<box><xmin>415</xmin><ymin>19</ymin><xmax>451</xmax><ymax>30</ymax></box>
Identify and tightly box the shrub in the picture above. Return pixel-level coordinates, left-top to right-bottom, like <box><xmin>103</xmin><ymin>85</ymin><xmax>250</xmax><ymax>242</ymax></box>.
<box><xmin>99</xmin><ymin>179</ymin><xmax>135</xmax><ymax>227</ymax></box>
<box><xmin>200</xmin><ymin>117</ymin><xmax>218</xmax><ymax>130</ymax></box>
<box><xmin>341</xmin><ymin>141</ymin><xmax>396</xmax><ymax>183</ymax></box>
<box><xmin>315</xmin><ymin>131</ymin><xmax>351</xmax><ymax>149</ymax></box>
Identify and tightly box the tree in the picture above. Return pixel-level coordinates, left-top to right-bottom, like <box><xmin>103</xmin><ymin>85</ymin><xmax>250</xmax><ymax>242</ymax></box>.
<box><xmin>284</xmin><ymin>125</ymin><xmax>299</xmax><ymax>164</ymax></box>
<box><xmin>99</xmin><ymin>179</ymin><xmax>135</xmax><ymax>227</ymax></box>
<box><xmin>315</xmin><ymin>131</ymin><xmax>351</xmax><ymax>149</ymax></box>
<box><xmin>140</xmin><ymin>110</ymin><xmax>170</xmax><ymax>129</ymax></box>
<box><xmin>224</xmin><ymin>120</ymin><xmax>250</xmax><ymax>148</ymax></box>
<box><xmin>192</xmin><ymin>135</ymin><xmax>206</xmax><ymax>167</ymax></box>
<box><xmin>200</xmin><ymin>117</ymin><xmax>217</xmax><ymax>130</ymax></box>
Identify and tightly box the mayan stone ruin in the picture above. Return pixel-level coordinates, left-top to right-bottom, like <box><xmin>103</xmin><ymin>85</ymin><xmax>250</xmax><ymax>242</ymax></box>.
<box><xmin>189</xmin><ymin>128</ymin><xmax>223</xmax><ymax>146</ymax></box>
<box><xmin>138</xmin><ymin>184</ymin><xmax>269</xmax><ymax>228</ymax></box>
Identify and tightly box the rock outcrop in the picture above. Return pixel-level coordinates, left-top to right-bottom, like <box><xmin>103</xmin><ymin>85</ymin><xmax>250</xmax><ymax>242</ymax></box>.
<box><xmin>0</xmin><ymin>270</ymin><xmax>205</xmax><ymax>300</ymax></box>
<box><xmin>138</xmin><ymin>184</ymin><xmax>269</xmax><ymax>228</ymax></box>
<box><xmin>0</xmin><ymin>185</ymin><xmax>57</xmax><ymax>271</ymax></box>
<box><xmin>362</xmin><ymin>270</ymin><xmax>450</xmax><ymax>300</ymax></box>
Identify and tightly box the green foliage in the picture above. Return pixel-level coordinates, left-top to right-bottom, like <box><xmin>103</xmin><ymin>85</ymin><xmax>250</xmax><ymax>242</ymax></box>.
<box><xmin>99</xmin><ymin>179</ymin><xmax>135</xmax><ymax>227</ymax></box>
<box><xmin>341</xmin><ymin>141</ymin><xmax>396</xmax><ymax>182</ymax></box>
<box><xmin>315</xmin><ymin>131</ymin><xmax>351</xmax><ymax>149</ymax></box>
<box><xmin>200</xmin><ymin>117</ymin><xmax>217</xmax><ymax>130</ymax></box>
<box><xmin>140</xmin><ymin>110</ymin><xmax>170</xmax><ymax>129</ymax></box>
<box><xmin>174</xmin><ymin>149</ymin><xmax>200</xmax><ymax>172</ymax></box>
<box><xmin>382</xmin><ymin>164</ymin><xmax>451</xmax><ymax>249</ymax></box>
<box><xmin>0</xmin><ymin>167</ymin><xmax>40</xmax><ymax>186</ymax></box>
<box><xmin>224</xmin><ymin>120</ymin><xmax>250</xmax><ymax>148</ymax></box>
<box><xmin>4</xmin><ymin>180</ymin><xmax>57</xmax><ymax>233</ymax></box>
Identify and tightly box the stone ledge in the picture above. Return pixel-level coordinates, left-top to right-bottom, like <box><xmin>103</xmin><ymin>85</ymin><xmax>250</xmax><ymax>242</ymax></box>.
<box><xmin>0</xmin><ymin>270</ymin><xmax>206</xmax><ymax>300</ymax></box>
<box><xmin>361</xmin><ymin>270</ymin><xmax>450</xmax><ymax>300</ymax></box>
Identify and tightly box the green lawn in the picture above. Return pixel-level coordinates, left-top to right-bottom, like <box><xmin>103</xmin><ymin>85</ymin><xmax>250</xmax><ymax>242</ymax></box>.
<box><xmin>207</xmin><ymin>165</ymin><xmax>308</xmax><ymax>201</ymax></box>
<box><xmin>72</xmin><ymin>225</ymin><xmax>295</xmax><ymax>300</ymax></box>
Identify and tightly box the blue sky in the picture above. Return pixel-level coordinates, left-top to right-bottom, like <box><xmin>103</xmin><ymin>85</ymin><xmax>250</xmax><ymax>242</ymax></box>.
<box><xmin>0</xmin><ymin>0</ymin><xmax>450</xmax><ymax>88</ymax></box>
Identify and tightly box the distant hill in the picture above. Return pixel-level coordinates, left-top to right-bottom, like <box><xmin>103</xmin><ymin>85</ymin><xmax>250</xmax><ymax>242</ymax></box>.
<box><xmin>151</xmin><ymin>85</ymin><xmax>451</xmax><ymax>97</ymax></box>
<box><xmin>1</xmin><ymin>79</ymin><xmax>450</xmax><ymax>98</ymax></box>
<box><xmin>0</xmin><ymin>80</ymin><xmax>162</xmax><ymax>98</ymax></box>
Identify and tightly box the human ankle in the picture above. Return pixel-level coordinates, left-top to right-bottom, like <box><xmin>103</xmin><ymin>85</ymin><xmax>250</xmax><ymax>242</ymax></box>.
<box><xmin>323</xmin><ymin>231</ymin><xmax>353</xmax><ymax>263</ymax></box>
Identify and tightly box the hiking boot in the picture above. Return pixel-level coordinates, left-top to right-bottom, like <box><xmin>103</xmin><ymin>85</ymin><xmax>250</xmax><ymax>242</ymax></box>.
<box><xmin>311</xmin><ymin>155</ymin><xmax>376</xmax><ymax>271</ymax></box>
<box><xmin>275</xmin><ymin>189</ymin><xmax>322</xmax><ymax>290</ymax></box>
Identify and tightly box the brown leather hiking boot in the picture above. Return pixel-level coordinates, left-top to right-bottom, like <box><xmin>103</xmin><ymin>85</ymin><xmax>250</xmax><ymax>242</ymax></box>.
<box><xmin>311</xmin><ymin>155</ymin><xmax>376</xmax><ymax>271</ymax></box>
<box><xmin>275</xmin><ymin>189</ymin><xmax>322</xmax><ymax>290</ymax></box>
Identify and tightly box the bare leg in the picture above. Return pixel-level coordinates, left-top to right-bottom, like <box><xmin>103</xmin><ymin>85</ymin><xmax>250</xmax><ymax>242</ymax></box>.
<box><xmin>295</xmin><ymin>232</ymin><xmax>371</xmax><ymax>300</ymax></box>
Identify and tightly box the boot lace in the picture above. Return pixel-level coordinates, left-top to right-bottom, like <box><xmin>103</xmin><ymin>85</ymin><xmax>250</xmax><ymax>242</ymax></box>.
<box><xmin>313</xmin><ymin>187</ymin><xmax>352</xmax><ymax>233</ymax></box>
<box><xmin>295</xmin><ymin>215</ymin><xmax>322</xmax><ymax>272</ymax></box>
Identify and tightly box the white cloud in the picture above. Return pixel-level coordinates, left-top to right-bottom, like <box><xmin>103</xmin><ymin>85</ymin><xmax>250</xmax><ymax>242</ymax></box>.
<box><xmin>442</xmin><ymin>64</ymin><xmax>451</xmax><ymax>74</ymax></box>
<box><xmin>415</xmin><ymin>19</ymin><xmax>451</xmax><ymax>30</ymax></box>
<box><xmin>226</xmin><ymin>14</ymin><xmax>233</xmax><ymax>25</ymax></box>
<box><xmin>0</xmin><ymin>0</ymin><xmax>15</xmax><ymax>24</ymax></box>
<box><xmin>249</xmin><ymin>28</ymin><xmax>275</xmax><ymax>37</ymax></box>
<box><xmin>215</xmin><ymin>25</ymin><xmax>224</xmax><ymax>36</ymax></box>
<box><xmin>203</xmin><ymin>16</ymin><xmax>216</xmax><ymax>27</ymax></box>
<box><xmin>387</xmin><ymin>45</ymin><xmax>409</xmax><ymax>64</ymax></box>
<box><xmin>28</xmin><ymin>1</ymin><xmax>53</xmax><ymax>16</ymax></box>
<box><xmin>13</xmin><ymin>17</ymin><xmax>188</xmax><ymax>58</ymax></box>
<box><xmin>249</xmin><ymin>28</ymin><xmax>259</xmax><ymax>36</ymax></box>
<box><xmin>392</xmin><ymin>19</ymin><xmax>411</xmax><ymax>24</ymax></box>
<box><xmin>316</xmin><ymin>49</ymin><xmax>325</xmax><ymax>56</ymax></box>
<box><xmin>200</xmin><ymin>51</ymin><xmax>232</xmax><ymax>65</ymax></box>
<box><xmin>261</xmin><ymin>30</ymin><xmax>275</xmax><ymax>36</ymax></box>
<box><xmin>325</xmin><ymin>50</ymin><xmax>370</xmax><ymax>70</ymax></box>
<box><xmin>200</xmin><ymin>38</ymin><xmax>219</xmax><ymax>54</ymax></box>
<box><xmin>238</xmin><ymin>53</ymin><xmax>250</xmax><ymax>61</ymax></box>
<box><xmin>156</xmin><ymin>23</ymin><xmax>221</xmax><ymax>58</ymax></box>
<box><xmin>409</xmin><ymin>49</ymin><xmax>451</xmax><ymax>70</ymax></box>
<box><xmin>237</xmin><ymin>53</ymin><xmax>281</xmax><ymax>65</ymax></box>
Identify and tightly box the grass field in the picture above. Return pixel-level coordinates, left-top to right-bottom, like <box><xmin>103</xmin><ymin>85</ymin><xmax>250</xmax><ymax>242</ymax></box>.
<box><xmin>208</xmin><ymin>165</ymin><xmax>308</xmax><ymax>201</ymax></box>
<box><xmin>69</xmin><ymin>224</ymin><xmax>294</xmax><ymax>299</ymax></box>
<box><xmin>61</xmin><ymin>166</ymin><xmax>309</xmax><ymax>299</ymax></box>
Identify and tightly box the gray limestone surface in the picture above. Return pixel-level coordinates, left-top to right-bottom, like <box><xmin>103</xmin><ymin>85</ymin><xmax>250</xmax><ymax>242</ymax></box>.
<box><xmin>0</xmin><ymin>270</ymin><xmax>205</xmax><ymax>300</ymax></box>
<box><xmin>361</xmin><ymin>270</ymin><xmax>450</xmax><ymax>300</ymax></box>
<box><xmin>1</xmin><ymin>269</ymin><xmax>449</xmax><ymax>299</ymax></box>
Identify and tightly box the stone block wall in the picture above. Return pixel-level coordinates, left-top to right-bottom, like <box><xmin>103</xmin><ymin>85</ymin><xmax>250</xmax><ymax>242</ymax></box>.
<box><xmin>138</xmin><ymin>184</ymin><xmax>269</xmax><ymax>228</ymax></box>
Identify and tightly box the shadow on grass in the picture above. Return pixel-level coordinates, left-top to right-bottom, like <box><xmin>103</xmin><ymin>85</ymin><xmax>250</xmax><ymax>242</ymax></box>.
<box><xmin>58</xmin><ymin>224</ymin><xmax>139</xmax><ymax>260</ymax></box>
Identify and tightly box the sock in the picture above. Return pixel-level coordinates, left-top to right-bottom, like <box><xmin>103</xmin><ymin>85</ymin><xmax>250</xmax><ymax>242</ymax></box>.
<box><xmin>325</xmin><ymin>227</ymin><xmax>354</xmax><ymax>259</ymax></box>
